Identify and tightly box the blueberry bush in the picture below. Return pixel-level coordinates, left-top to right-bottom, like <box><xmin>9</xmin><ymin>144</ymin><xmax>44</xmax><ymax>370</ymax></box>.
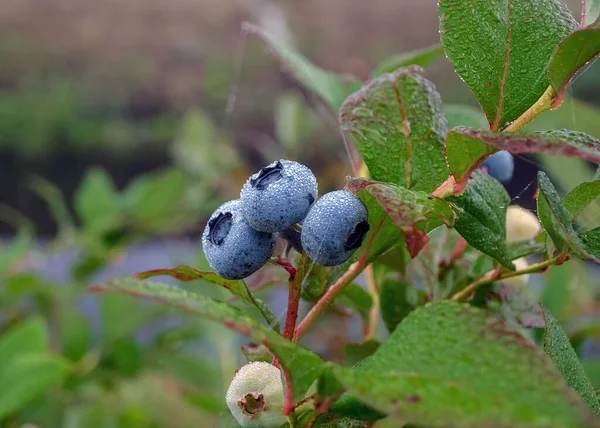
<box><xmin>3</xmin><ymin>0</ymin><xmax>600</xmax><ymax>427</ymax></box>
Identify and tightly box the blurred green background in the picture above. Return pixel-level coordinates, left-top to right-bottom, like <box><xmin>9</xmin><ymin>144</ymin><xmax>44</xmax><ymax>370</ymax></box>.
<box><xmin>0</xmin><ymin>0</ymin><xmax>599</xmax><ymax>427</ymax></box>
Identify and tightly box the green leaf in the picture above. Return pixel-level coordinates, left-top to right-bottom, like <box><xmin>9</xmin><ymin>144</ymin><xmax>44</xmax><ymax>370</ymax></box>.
<box><xmin>579</xmin><ymin>226</ymin><xmax>600</xmax><ymax>257</ymax></box>
<box><xmin>134</xmin><ymin>265</ymin><xmax>279</xmax><ymax>331</ymax></box>
<box><xmin>447</xmin><ymin>127</ymin><xmax>600</xmax><ymax>184</ymax></box>
<box><xmin>0</xmin><ymin>318</ymin><xmax>47</xmax><ymax>361</ymax></box>
<box><xmin>485</xmin><ymin>283</ymin><xmax>545</xmax><ymax>329</ymax></box>
<box><xmin>583</xmin><ymin>0</ymin><xmax>600</xmax><ymax>27</ymax></box>
<box><xmin>99</xmin><ymin>294</ymin><xmax>165</xmax><ymax>344</ymax></box>
<box><xmin>344</xmin><ymin>340</ymin><xmax>381</xmax><ymax>367</ymax></box>
<box><xmin>446</xmin><ymin>128</ymin><xmax>498</xmax><ymax>182</ymax></box>
<box><xmin>379</xmin><ymin>278</ymin><xmax>422</xmax><ymax>333</ymax></box>
<box><xmin>439</xmin><ymin>0</ymin><xmax>577</xmax><ymax>130</ymax></box>
<box><xmin>543</xmin><ymin>306</ymin><xmax>600</xmax><ymax>417</ymax></box>
<box><xmin>275</xmin><ymin>92</ymin><xmax>315</xmax><ymax>149</ymax></box>
<box><xmin>74</xmin><ymin>168</ymin><xmax>121</xmax><ymax>234</ymax></box>
<box><xmin>123</xmin><ymin>169</ymin><xmax>188</xmax><ymax>233</ymax></box>
<box><xmin>337</xmin><ymin>284</ymin><xmax>373</xmax><ymax>320</ymax></box>
<box><xmin>340</xmin><ymin>67</ymin><xmax>449</xmax><ymax>192</ymax></box>
<box><xmin>549</xmin><ymin>28</ymin><xmax>600</xmax><ymax>107</ymax></box>
<box><xmin>445</xmin><ymin>104</ymin><xmax>488</xmax><ymax>129</ymax></box>
<box><xmin>332</xmin><ymin>301</ymin><xmax>596</xmax><ymax>426</ymax></box>
<box><xmin>371</xmin><ymin>44</ymin><xmax>444</xmax><ymax>77</ymax></box>
<box><xmin>347</xmin><ymin>178</ymin><xmax>456</xmax><ymax>258</ymax></box>
<box><xmin>89</xmin><ymin>278</ymin><xmax>325</xmax><ymax>408</ymax></box>
<box><xmin>562</xmin><ymin>180</ymin><xmax>600</xmax><ymax>218</ymax></box>
<box><xmin>0</xmin><ymin>354</ymin><xmax>70</xmax><ymax>421</ymax></box>
<box><xmin>506</xmin><ymin>239</ymin><xmax>545</xmax><ymax>260</ymax></box>
<box><xmin>449</xmin><ymin>171</ymin><xmax>514</xmax><ymax>268</ymax></box>
<box><xmin>537</xmin><ymin>171</ymin><xmax>600</xmax><ymax>262</ymax></box>
<box><xmin>27</xmin><ymin>175</ymin><xmax>75</xmax><ymax>234</ymax></box>
<box><xmin>246</xmin><ymin>23</ymin><xmax>361</xmax><ymax>113</ymax></box>
<box><xmin>58</xmin><ymin>306</ymin><xmax>92</xmax><ymax>362</ymax></box>
<box><xmin>299</xmin><ymin>413</ymin><xmax>369</xmax><ymax>427</ymax></box>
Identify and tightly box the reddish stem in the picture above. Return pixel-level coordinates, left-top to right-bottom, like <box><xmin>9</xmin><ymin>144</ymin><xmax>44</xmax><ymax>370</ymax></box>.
<box><xmin>271</xmin><ymin>256</ymin><xmax>297</xmax><ymax>280</ymax></box>
<box><xmin>283</xmin><ymin>273</ymin><xmax>302</xmax><ymax>341</ymax></box>
<box><xmin>438</xmin><ymin>236</ymin><xmax>468</xmax><ymax>275</ymax></box>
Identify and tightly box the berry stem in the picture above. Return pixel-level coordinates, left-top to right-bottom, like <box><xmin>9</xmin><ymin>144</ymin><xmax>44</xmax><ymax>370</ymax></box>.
<box><xmin>269</xmin><ymin>256</ymin><xmax>297</xmax><ymax>279</ymax></box>
<box><xmin>451</xmin><ymin>256</ymin><xmax>560</xmax><ymax>301</ymax></box>
<box><xmin>364</xmin><ymin>264</ymin><xmax>380</xmax><ymax>341</ymax></box>
<box><xmin>282</xmin><ymin>255</ymin><xmax>306</xmax><ymax>341</ymax></box>
<box><xmin>293</xmin><ymin>260</ymin><xmax>365</xmax><ymax>342</ymax></box>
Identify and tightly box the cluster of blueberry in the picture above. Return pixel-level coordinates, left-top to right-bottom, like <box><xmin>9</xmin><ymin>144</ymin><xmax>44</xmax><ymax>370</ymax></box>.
<box><xmin>202</xmin><ymin>160</ymin><xmax>370</xmax><ymax>280</ymax></box>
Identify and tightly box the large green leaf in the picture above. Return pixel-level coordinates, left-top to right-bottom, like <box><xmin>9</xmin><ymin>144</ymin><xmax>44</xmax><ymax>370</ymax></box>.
<box><xmin>134</xmin><ymin>265</ymin><xmax>279</xmax><ymax>331</ymax></box>
<box><xmin>74</xmin><ymin>168</ymin><xmax>121</xmax><ymax>234</ymax></box>
<box><xmin>439</xmin><ymin>0</ymin><xmax>577</xmax><ymax>130</ymax></box>
<box><xmin>340</xmin><ymin>67</ymin><xmax>449</xmax><ymax>192</ymax></box>
<box><xmin>246</xmin><ymin>23</ymin><xmax>361</xmax><ymax>113</ymax></box>
<box><xmin>89</xmin><ymin>278</ymin><xmax>324</xmax><ymax>409</ymax></box>
<box><xmin>371</xmin><ymin>44</ymin><xmax>444</xmax><ymax>77</ymax></box>
<box><xmin>347</xmin><ymin>178</ymin><xmax>456</xmax><ymax>257</ymax></box>
<box><xmin>0</xmin><ymin>354</ymin><xmax>70</xmax><ymax>421</ymax></box>
<box><xmin>446</xmin><ymin>127</ymin><xmax>600</xmax><ymax>183</ymax></box>
<box><xmin>549</xmin><ymin>28</ymin><xmax>600</xmax><ymax>107</ymax></box>
<box><xmin>537</xmin><ymin>171</ymin><xmax>600</xmax><ymax>262</ymax></box>
<box><xmin>449</xmin><ymin>171</ymin><xmax>514</xmax><ymax>268</ymax></box>
<box><xmin>332</xmin><ymin>302</ymin><xmax>596</xmax><ymax>427</ymax></box>
<box><xmin>543</xmin><ymin>306</ymin><xmax>600</xmax><ymax>417</ymax></box>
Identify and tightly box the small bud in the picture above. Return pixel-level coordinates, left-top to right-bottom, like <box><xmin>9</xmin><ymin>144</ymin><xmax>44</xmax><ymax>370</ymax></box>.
<box><xmin>506</xmin><ymin>206</ymin><xmax>541</xmax><ymax>242</ymax></box>
<box><xmin>226</xmin><ymin>362</ymin><xmax>287</xmax><ymax>427</ymax></box>
<box><xmin>503</xmin><ymin>257</ymin><xmax>530</xmax><ymax>286</ymax></box>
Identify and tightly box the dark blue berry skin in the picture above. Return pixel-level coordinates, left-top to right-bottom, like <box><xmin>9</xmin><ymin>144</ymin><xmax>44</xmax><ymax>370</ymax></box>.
<box><xmin>278</xmin><ymin>227</ymin><xmax>303</xmax><ymax>253</ymax></box>
<box><xmin>301</xmin><ymin>190</ymin><xmax>370</xmax><ymax>266</ymax></box>
<box><xmin>202</xmin><ymin>200</ymin><xmax>275</xmax><ymax>280</ymax></box>
<box><xmin>479</xmin><ymin>150</ymin><xmax>514</xmax><ymax>184</ymax></box>
<box><xmin>240</xmin><ymin>160</ymin><xmax>318</xmax><ymax>233</ymax></box>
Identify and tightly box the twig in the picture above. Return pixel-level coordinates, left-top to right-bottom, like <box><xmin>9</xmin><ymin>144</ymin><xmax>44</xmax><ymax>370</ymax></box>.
<box><xmin>438</xmin><ymin>236</ymin><xmax>468</xmax><ymax>279</ymax></box>
<box><xmin>451</xmin><ymin>256</ymin><xmax>559</xmax><ymax>301</ymax></box>
<box><xmin>504</xmin><ymin>85</ymin><xmax>556</xmax><ymax>131</ymax></box>
<box><xmin>364</xmin><ymin>264</ymin><xmax>380</xmax><ymax>341</ymax></box>
<box><xmin>282</xmin><ymin>256</ymin><xmax>305</xmax><ymax>340</ymax></box>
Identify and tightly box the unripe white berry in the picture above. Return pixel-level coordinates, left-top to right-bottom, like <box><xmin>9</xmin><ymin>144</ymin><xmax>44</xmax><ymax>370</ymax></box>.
<box><xmin>503</xmin><ymin>257</ymin><xmax>530</xmax><ymax>286</ymax></box>
<box><xmin>506</xmin><ymin>206</ymin><xmax>541</xmax><ymax>242</ymax></box>
<box><xmin>226</xmin><ymin>362</ymin><xmax>287</xmax><ymax>427</ymax></box>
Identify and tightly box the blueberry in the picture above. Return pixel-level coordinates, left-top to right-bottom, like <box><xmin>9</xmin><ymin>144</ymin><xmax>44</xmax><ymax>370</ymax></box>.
<box><xmin>301</xmin><ymin>190</ymin><xmax>370</xmax><ymax>266</ymax></box>
<box><xmin>240</xmin><ymin>160</ymin><xmax>318</xmax><ymax>233</ymax></box>
<box><xmin>277</xmin><ymin>226</ymin><xmax>303</xmax><ymax>253</ymax></box>
<box><xmin>479</xmin><ymin>150</ymin><xmax>514</xmax><ymax>184</ymax></box>
<box><xmin>202</xmin><ymin>200</ymin><xmax>275</xmax><ymax>279</ymax></box>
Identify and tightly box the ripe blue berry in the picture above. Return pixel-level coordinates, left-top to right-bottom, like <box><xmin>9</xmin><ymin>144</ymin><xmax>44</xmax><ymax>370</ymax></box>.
<box><xmin>479</xmin><ymin>150</ymin><xmax>514</xmax><ymax>184</ymax></box>
<box><xmin>301</xmin><ymin>190</ymin><xmax>370</xmax><ymax>266</ymax></box>
<box><xmin>240</xmin><ymin>160</ymin><xmax>318</xmax><ymax>233</ymax></box>
<box><xmin>202</xmin><ymin>200</ymin><xmax>275</xmax><ymax>279</ymax></box>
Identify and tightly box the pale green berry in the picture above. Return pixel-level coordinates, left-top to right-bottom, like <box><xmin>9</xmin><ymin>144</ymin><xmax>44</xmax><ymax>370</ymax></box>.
<box><xmin>226</xmin><ymin>362</ymin><xmax>287</xmax><ymax>427</ymax></box>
